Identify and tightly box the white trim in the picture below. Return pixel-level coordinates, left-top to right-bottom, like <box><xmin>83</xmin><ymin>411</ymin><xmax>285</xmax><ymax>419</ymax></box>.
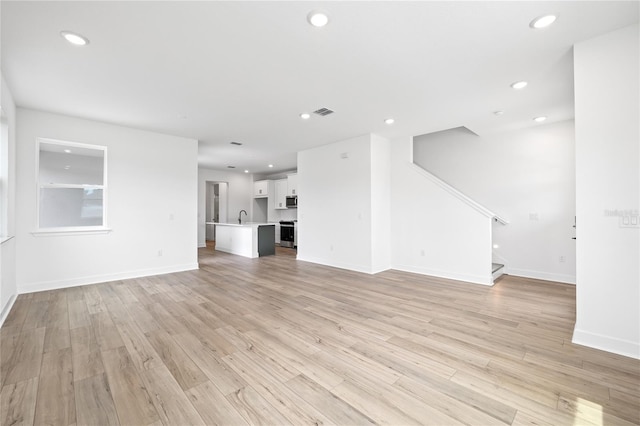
<box><xmin>0</xmin><ymin>235</ymin><xmax>14</xmax><ymax>244</ymax></box>
<box><xmin>0</xmin><ymin>293</ymin><xmax>17</xmax><ymax>328</ymax></box>
<box><xmin>39</xmin><ymin>183</ymin><xmax>104</xmax><ymax>189</ymax></box>
<box><xmin>31</xmin><ymin>227</ymin><xmax>112</xmax><ymax>236</ymax></box>
<box><xmin>19</xmin><ymin>263</ymin><xmax>199</xmax><ymax>294</ymax></box>
<box><xmin>507</xmin><ymin>267</ymin><xmax>576</xmax><ymax>285</ymax></box>
<box><xmin>392</xmin><ymin>263</ymin><xmax>493</xmax><ymax>286</ymax></box>
<box><xmin>35</xmin><ymin>137</ymin><xmax>108</xmax><ymax>231</ymax></box>
<box><xmin>572</xmin><ymin>328</ymin><xmax>640</xmax><ymax>360</ymax></box>
<box><xmin>410</xmin><ymin>163</ymin><xmax>509</xmax><ymax>225</ymax></box>
<box><xmin>36</xmin><ymin>137</ymin><xmax>106</xmax><ymax>152</ymax></box>
<box><xmin>296</xmin><ymin>255</ymin><xmax>382</xmax><ymax>275</ymax></box>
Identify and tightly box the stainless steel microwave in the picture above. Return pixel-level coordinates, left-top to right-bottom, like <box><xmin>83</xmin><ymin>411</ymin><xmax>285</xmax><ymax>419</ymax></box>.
<box><xmin>286</xmin><ymin>196</ymin><xmax>297</xmax><ymax>208</ymax></box>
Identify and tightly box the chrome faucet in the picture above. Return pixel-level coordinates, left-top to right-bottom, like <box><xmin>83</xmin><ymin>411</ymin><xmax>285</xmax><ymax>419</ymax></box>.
<box><xmin>238</xmin><ymin>209</ymin><xmax>247</xmax><ymax>224</ymax></box>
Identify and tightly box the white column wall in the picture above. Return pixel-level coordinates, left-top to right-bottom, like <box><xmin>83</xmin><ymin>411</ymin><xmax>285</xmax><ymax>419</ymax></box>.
<box><xmin>297</xmin><ymin>134</ymin><xmax>375</xmax><ymax>273</ymax></box>
<box><xmin>573</xmin><ymin>24</ymin><xmax>639</xmax><ymax>359</ymax></box>
<box><xmin>370</xmin><ymin>134</ymin><xmax>391</xmax><ymax>273</ymax></box>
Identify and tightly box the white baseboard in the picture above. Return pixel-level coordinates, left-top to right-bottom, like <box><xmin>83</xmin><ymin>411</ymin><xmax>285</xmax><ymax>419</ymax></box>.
<box><xmin>0</xmin><ymin>294</ymin><xmax>17</xmax><ymax>328</ymax></box>
<box><xmin>572</xmin><ymin>327</ymin><xmax>640</xmax><ymax>360</ymax></box>
<box><xmin>19</xmin><ymin>263</ymin><xmax>199</xmax><ymax>294</ymax></box>
<box><xmin>507</xmin><ymin>268</ymin><xmax>576</xmax><ymax>285</ymax></box>
<box><xmin>392</xmin><ymin>263</ymin><xmax>493</xmax><ymax>286</ymax></box>
<box><xmin>296</xmin><ymin>255</ymin><xmax>380</xmax><ymax>275</ymax></box>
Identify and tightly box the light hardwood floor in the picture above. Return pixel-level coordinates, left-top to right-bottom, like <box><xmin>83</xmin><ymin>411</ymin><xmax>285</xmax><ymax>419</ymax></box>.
<box><xmin>1</xmin><ymin>246</ymin><xmax>639</xmax><ymax>425</ymax></box>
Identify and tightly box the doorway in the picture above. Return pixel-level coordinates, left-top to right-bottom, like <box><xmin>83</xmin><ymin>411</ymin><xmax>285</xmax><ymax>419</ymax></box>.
<box><xmin>205</xmin><ymin>181</ymin><xmax>228</xmax><ymax>242</ymax></box>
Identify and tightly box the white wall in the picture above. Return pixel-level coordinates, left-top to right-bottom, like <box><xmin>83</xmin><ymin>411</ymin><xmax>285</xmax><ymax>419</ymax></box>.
<box><xmin>198</xmin><ymin>168</ymin><xmax>253</xmax><ymax>247</ymax></box>
<box><xmin>390</xmin><ymin>136</ymin><xmax>493</xmax><ymax>285</ymax></box>
<box><xmin>15</xmin><ymin>109</ymin><xmax>199</xmax><ymax>293</ymax></box>
<box><xmin>573</xmin><ymin>24</ymin><xmax>639</xmax><ymax>359</ymax></box>
<box><xmin>0</xmin><ymin>73</ymin><xmax>17</xmax><ymax>324</ymax></box>
<box><xmin>413</xmin><ymin>121</ymin><xmax>576</xmax><ymax>284</ymax></box>
<box><xmin>370</xmin><ymin>134</ymin><xmax>391</xmax><ymax>273</ymax></box>
<box><xmin>298</xmin><ymin>134</ymin><xmax>380</xmax><ymax>273</ymax></box>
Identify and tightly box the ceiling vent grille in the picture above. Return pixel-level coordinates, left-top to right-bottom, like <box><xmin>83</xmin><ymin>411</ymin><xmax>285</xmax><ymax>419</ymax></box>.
<box><xmin>313</xmin><ymin>107</ymin><xmax>334</xmax><ymax>116</ymax></box>
<box><xmin>230</xmin><ymin>141</ymin><xmax>242</xmax><ymax>146</ymax></box>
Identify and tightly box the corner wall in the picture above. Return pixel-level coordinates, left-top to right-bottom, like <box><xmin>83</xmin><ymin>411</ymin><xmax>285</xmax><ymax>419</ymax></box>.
<box><xmin>390</xmin><ymin>136</ymin><xmax>493</xmax><ymax>285</ymax></box>
<box><xmin>573</xmin><ymin>24</ymin><xmax>639</xmax><ymax>359</ymax></box>
<box><xmin>297</xmin><ymin>134</ymin><xmax>390</xmax><ymax>273</ymax></box>
<box><xmin>15</xmin><ymin>109</ymin><xmax>199</xmax><ymax>293</ymax></box>
<box><xmin>0</xmin><ymin>73</ymin><xmax>17</xmax><ymax>324</ymax></box>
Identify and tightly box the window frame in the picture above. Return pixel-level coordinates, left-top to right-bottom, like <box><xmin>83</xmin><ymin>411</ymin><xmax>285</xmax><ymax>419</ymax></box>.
<box><xmin>34</xmin><ymin>137</ymin><xmax>110</xmax><ymax>235</ymax></box>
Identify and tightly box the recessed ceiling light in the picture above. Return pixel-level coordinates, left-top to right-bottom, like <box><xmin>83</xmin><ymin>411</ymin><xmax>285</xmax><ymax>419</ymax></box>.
<box><xmin>268</xmin><ymin>164</ymin><xmax>274</xmax><ymax>168</ymax></box>
<box><xmin>307</xmin><ymin>10</ymin><xmax>329</xmax><ymax>27</ymax></box>
<box><xmin>64</xmin><ymin>149</ymin><xmax>72</xmax><ymax>153</ymax></box>
<box><xmin>530</xmin><ymin>15</ymin><xmax>557</xmax><ymax>29</ymax></box>
<box><xmin>384</xmin><ymin>118</ymin><xmax>395</xmax><ymax>125</ymax></box>
<box><xmin>511</xmin><ymin>81</ymin><xmax>528</xmax><ymax>90</ymax></box>
<box><xmin>60</xmin><ymin>31</ymin><xmax>89</xmax><ymax>46</ymax></box>
<box><xmin>300</xmin><ymin>113</ymin><xmax>311</xmax><ymax>120</ymax></box>
<box><xmin>493</xmin><ymin>110</ymin><xmax>505</xmax><ymax>116</ymax></box>
<box><xmin>533</xmin><ymin>116</ymin><xmax>547</xmax><ymax>122</ymax></box>
<box><xmin>244</xmin><ymin>170</ymin><xmax>249</xmax><ymax>173</ymax></box>
<box><xmin>64</xmin><ymin>165</ymin><xmax>71</xmax><ymax>170</ymax></box>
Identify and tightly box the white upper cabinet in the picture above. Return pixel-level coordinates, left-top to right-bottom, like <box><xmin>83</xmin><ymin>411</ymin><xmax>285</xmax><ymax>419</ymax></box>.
<box><xmin>287</xmin><ymin>173</ymin><xmax>298</xmax><ymax>196</ymax></box>
<box><xmin>254</xmin><ymin>180</ymin><xmax>269</xmax><ymax>197</ymax></box>
<box><xmin>274</xmin><ymin>179</ymin><xmax>288</xmax><ymax>209</ymax></box>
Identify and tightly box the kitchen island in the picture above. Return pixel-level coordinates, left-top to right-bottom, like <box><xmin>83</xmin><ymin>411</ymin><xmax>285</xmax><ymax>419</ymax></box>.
<box><xmin>209</xmin><ymin>222</ymin><xmax>275</xmax><ymax>258</ymax></box>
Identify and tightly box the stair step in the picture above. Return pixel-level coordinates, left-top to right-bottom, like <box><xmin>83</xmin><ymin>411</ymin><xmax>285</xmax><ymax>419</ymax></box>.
<box><xmin>492</xmin><ymin>263</ymin><xmax>504</xmax><ymax>273</ymax></box>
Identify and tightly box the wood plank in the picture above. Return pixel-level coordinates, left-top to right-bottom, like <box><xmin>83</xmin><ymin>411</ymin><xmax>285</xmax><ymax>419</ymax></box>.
<box><xmin>101</xmin><ymin>346</ymin><xmax>160</xmax><ymax>426</ymax></box>
<box><xmin>70</xmin><ymin>326</ymin><xmax>104</xmax><ymax>382</ymax></box>
<box><xmin>222</xmin><ymin>350</ymin><xmax>332</xmax><ymax>425</ymax></box>
<box><xmin>0</xmin><ymin>377</ymin><xmax>38</xmax><ymax>426</ymax></box>
<box><xmin>34</xmin><ymin>348</ymin><xmax>76</xmax><ymax>426</ymax></box>
<box><xmin>43</xmin><ymin>321</ymin><xmax>71</xmax><ymax>354</ymax></box>
<box><xmin>74</xmin><ymin>373</ymin><xmax>120</xmax><ymax>426</ymax></box>
<box><xmin>1</xmin><ymin>297</ymin><xmax>30</xmax><ymax>330</ymax></box>
<box><xmin>68</xmin><ymin>299</ymin><xmax>91</xmax><ymax>330</ymax></box>
<box><xmin>138</xmin><ymin>365</ymin><xmax>205</xmax><ymax>425</ymax></box>
<box><xmin>284</xmin><ymin>374</ymin><xmax>376</xmax><ymax>425</ymax></box>
<box><xmin>329</xmin><ymin>379</ymin><xmax>423</xmax><ymax>425</ymax></box>
<box><xmin>89</xmin><ymin>311</ymin><xmax>124</xmax><ymax>351</ymax></box>
<box><xmin>185</xmin><ymin>381</ymin><xmax>250</xmax><ymax>426</ymax></box>
<box><xmin>2</xmin><ymin>327</ymin><xmax>46</xmax><ymax>386</ymax></box>
<box><xmin>171</xmin><ymin>332</ymin><xmax>247</xmax><ymax>395</ymax></box>
<box><xmin>394</xmin><ymin>375</ymin><xmax>511</xmax><ymax>426</ymax></box>
<box><xmin>20</xmin><ymin>300</ymin><xmax>49</xmax><ymax>330</ymax></box>
<box><xmin>145</xmin><ymin>329</ymin><xmax>208</xmax><ymax>390</ymax></box>
<box><xmin>225</xmin><ymin>385</ymin><xmax>292</xmax><ymax>426</ymax></box>
<box><xmin>113</xmin><ymin>320</ymin><xmax>163</xmax><ymax>371</ymax></box>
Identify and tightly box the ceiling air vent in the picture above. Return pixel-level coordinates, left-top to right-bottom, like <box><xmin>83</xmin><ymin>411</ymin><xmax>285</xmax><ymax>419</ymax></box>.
<box><xmin>313</xmin><ymin>107</ymin><xmax>334</xmax><ymax>116</ymax></box>
<box><xmin>230</xmin><ymin>141</ymin><xmax>242</xmax><ymax>146</ymax></box>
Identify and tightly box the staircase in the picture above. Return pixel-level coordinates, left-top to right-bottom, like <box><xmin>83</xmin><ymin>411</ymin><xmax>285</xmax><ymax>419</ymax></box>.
<box><xmin>492</xmin><ymin>263</ymin><xmax>505</xmax><ymax>282</ymax></box>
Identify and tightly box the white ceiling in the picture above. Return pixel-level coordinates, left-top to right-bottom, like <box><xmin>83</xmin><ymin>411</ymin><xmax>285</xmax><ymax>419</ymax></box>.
<box><xmin>2</xmin><ymin>1</ymin><xmax>638</xmax><ymax>174</ymax></box>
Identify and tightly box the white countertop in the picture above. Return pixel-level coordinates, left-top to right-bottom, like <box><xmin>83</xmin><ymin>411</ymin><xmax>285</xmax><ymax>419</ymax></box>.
<box><xmin>206</xmin><ymin>222</ymin><xmax>275</xmax><ymax>228</ymax></box>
